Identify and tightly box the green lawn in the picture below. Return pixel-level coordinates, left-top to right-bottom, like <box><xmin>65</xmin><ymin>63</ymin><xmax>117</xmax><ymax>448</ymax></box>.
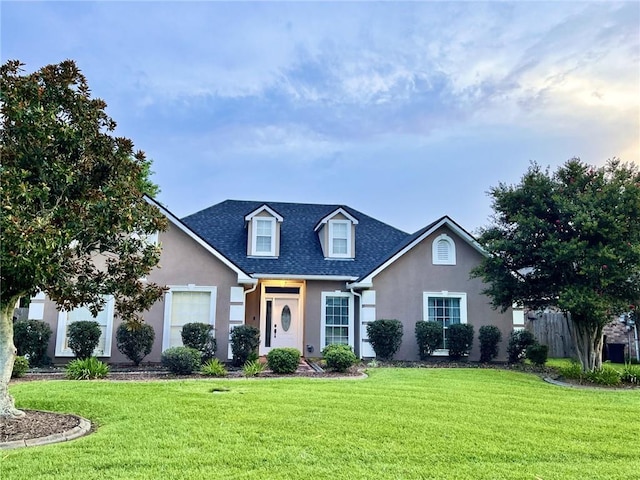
<box><xmin>4</xmin><ymin>368</ymin><xmax>639</xmax><ymax>480</ymax></box>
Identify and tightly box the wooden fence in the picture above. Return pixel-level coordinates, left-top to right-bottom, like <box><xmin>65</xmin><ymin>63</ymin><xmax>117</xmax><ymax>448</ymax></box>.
<box><xmin>526</xmin><ymin>312</ymin><xmax>575</xmax><ymax>358</ymax></box>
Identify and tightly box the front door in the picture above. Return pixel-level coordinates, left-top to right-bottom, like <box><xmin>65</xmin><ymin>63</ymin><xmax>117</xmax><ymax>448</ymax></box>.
<box><xmin>267</xmin><ymin>296</ymin><xmax>300</xmax><ymax>350</ymax></box>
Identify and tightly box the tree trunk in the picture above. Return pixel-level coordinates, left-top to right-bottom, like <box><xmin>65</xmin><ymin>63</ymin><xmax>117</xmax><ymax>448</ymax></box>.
<box><xmin>0</xmin><ymin>297</ymin><xmax>25</xmax><ymax>418</ymax></box>
<box><xmin>565</xmin><ymin>313</ymin><xmax>604</xmax><ymax>372</ymax></box>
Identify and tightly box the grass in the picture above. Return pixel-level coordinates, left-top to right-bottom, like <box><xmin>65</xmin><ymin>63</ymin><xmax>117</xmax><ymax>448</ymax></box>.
<box><xmin>4</xmin><ymin>368</ymin><xmax>639</xmax><ymax>480</ymax></box>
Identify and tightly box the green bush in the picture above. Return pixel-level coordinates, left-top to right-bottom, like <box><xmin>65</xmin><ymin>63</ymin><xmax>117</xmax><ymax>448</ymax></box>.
<box><xmin>322</xmin><ymin>344</ymin><xmax>357</xmax><ymax>372</ymax></box>
<box><xmin>585</xmin><ymin>366</ymin><xmax>621</xmax><ymax>386</ymax></box>
<box><xmin>13</xmin><ymin>319</ymin><xmax>52</xmax><ymax>367</ymax></box>
<box><xmin>267</xmin><ymin>348</ymin><xmax>301</xmax><ymax>374</ymax></box>
<box><xmin>65</xmin><ymin>357</ymin><xmax>110</xmax><ymax>380</ymax></box>
<box><xmin>181</xmin><ymin>322</ymin><xmax>216</xmax><ymax>361</ymax></box>
<box><xmin>447</xmin><ymin>324</ymin><xmax>474</xmax><ymax>360</ymax></box>
<box><xmin>478</xmin><ymin>325</ymin><xmax>502</xmax><ymax>363</ymax></box>
<box><xmin>243</xmin><ymin>359</ymin><xmax>265</xmax><ymax>377</ymax></box>
<box><xmin>116</xmin><ymin>322</ymin><xmax>155</xmax><ymax>366</ymax></box>
<box><xmin>526</xmin><ymin>343</ymin><xmax>549</xmax><ymax>366</ymax></box>
<box><xmin>201</xmin><ymin>358</ymin><xmax>228</xmax><ymax>377</ymax></box>
<box><xmin>415</xmin><ymin>321</ymin><xmax>442</xmax><ymax>360</ymax></box>
<box><xmin>507</xmin><ymin>330</ymin><xmax>536</xmax><ymax>363</ymax></box>
<box><xmin>161</xmin><ymin>346</ymin><xmax>201</xmax><ymax>375</ymax></box>
<box><xmin>621</xmin><ymin>363</ymin><xmax>640</xmax><ymax>385</ymax></box>
<box><xmin>367</xmin><ymin>319</ymin><xmax>403</xmax><ymax>361</ymax></box>
<box><xmin>559</xmin><ymin>361</ymin><xmax>583</xmax><ymax>380</ymax></box>
<box><xmin>11</xmin><ymin>356</ymin><xmax>29</xmax><ymax>378</ymax></box>
<box><xmin>67</xmin><ymin>320</ymin><xmax>102</xmax><ymax>359</ymax></box>
<box><xmin>230</xmin><ymin>325</ymin><xmax>260</xmax><ymax>367</ymax></box>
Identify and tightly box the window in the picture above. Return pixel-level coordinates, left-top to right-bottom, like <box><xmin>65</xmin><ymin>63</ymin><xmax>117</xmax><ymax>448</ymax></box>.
<box><xmin>329</xmin><ymin>220</ymin><xmax>351</xmax><ymax>258</ymax></box>
<box><xmin>321</xmin><ymin>292</ymin><xmax>354</xmax><ymax>348</ymax></box>
<box><xmin>55</xmin><ymin>297</ymin><xmax>115</xmax><ymax>357</ymax></box>
<box><xmin>423</xmin><ymin>292</ymin><xmax>467</xmax><ymax>353</ymax></box>
<box><xmin>162</xmin><ymin>286</ymin><xmax>217</xmax><ymax>350</ymax></box>
<box><xmin>432</xmin><ymin>234</ymin><xmax>456</xmax><ymax>265</ymax></box>
<box><xmin>252</xmin><ymin>217</ymin><xmax>276</xmax><ymax>256</ymax></box>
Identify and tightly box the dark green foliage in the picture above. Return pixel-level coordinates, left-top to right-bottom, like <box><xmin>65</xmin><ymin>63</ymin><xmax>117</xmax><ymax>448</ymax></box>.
<box><xmin>415</xmin><ymin>321</ymin><xmax>442</xmax><ymax>360</ymax></box>
<box><xmin>230</xmin><ymin>325</ymin><xmax>260</xmax><ymax>367</ymax></box>
<box><xmin>242</xmin><ymin>359</ymin><xmax>265</xmax><ymax>377</ymax></box>
<box><xmin>266</xmin><ymin>348</ymin><xmax>301</xmax><ymax>374</ymax></box>
<box><xmin>322</xmin><ymin>344</ymin><xmax>357</xmax><ymax>372</ymax></box>
<box><xmin>478</xmin><ymin>325</ymin><xmax>502</xmax><ymax>363</ymax></box>
<box><xmin>13</xmin><ymin>319</ymin><xmax>52</xmax><ymax>367</ymax></box>
<box><xmin>620</xmin><ymin>364</ymin><xmax>640</xmax><ymax>385</ymax></box>
<box><xmin>471</xmin><ymin>159</ymin><xmax>640</xmax><ymax>372</ymax></box>
<box><xmin>65</xmin><ymin>357</ymin><xmax>110</xmax><ymax>380</ymax></box>
<box><xmin>161</xmin><ymin>347</ymin><xmax>201</xmax><ymax>375</ymax></box>
<box><xmin>116</xmin><ymin>322</ymin><xmax>155</xmax><ymax>366</ymax></box>
<box><xmin>447</xmin><ymin>324</ymin><xmax>474</xmax><ymax>360</ymax></box>
<box><xmin>526</xmin><ymin>343</ymin><xmax>549</xmax><ymax>366</ymax></box>
<box><xmin>67</xmin><ymin>321</ymin><xmax>101</xmax><ymax>359</ymax></box>
<box><xmin>11</xmin><ymin>356</ymin><xmax>29</xmax><ymax>378</ymax></box>
<box><xmin>201</xmin><ymin>359</ymin><xmax>228</xmax><ymax>377</ymax></box>
<box><xmin>585</xmin><ymin>367</ymin><xmax>621</xmax><ymax>386</ymax></box>
<box><xmin>507</xmin><ymin>330</ymin><xmax>536</xmax><ymax>363</ymax></box>
<box><xmin>367</xmin><ymin>319</ymin><xmax>403</xmax><ymax>360</ymax></box>
<box><xmin>181</xmin><ymin>322</ymin><xmax>216</xmax><ymax>361</ymax></box>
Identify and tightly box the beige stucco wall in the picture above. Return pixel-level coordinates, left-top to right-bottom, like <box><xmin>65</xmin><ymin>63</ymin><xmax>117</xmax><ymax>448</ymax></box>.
<box><xmin>371</xmin><ymin>226</ymin><xmax>513</xmax><ymax>361</ymax></box>
<box><xmin>303</xmin><ymin>280</ymin><xmax>349</xmax><ymax>356</ymax></box>
<box><xmin>42</xmin><ymin>222</ymin><xmax>240</xmax><ymax>364</ymax></box>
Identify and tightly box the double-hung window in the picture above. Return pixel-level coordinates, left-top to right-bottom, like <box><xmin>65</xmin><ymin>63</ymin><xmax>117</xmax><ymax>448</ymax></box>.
<box><xmin>321</xmin><ymin>292</ymin><xmax>354</xmax><ymax>348</ymax></box>
<box><xmin>252</xmin><ymin>218</ymin><xmax>276</xmax><ymax>256</ymax></box>
<box><xmin>329</xmin><ymin>220</ymin><xmax>351</xmax><ymax>258</ymax></box>
<box><xmin>423</xmin><ymin>292</ymin><xmax>467</xmax><ymax>352</ymax></box>
<box><xmin>163</xmin><ymin>286</ymin><xmax>217</xmax><ymax>350</ymax></box>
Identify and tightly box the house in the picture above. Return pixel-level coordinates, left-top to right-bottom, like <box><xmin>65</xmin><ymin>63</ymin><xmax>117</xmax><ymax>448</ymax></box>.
<box><xmin>28</xmin><ymin>199</ymin><xmax>521</xmax><ymax>364</ymax></box>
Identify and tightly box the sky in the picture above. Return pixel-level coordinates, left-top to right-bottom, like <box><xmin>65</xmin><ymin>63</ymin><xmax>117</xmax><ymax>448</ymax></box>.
<box><xmin>2</xmin><ymin>1</ymin><xmax>639</xmax><ymax>234</ymax></box>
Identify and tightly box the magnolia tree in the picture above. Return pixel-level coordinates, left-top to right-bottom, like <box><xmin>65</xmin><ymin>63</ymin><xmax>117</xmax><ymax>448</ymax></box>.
<box><xmin>0</xmin><ymin>60</ymin><xmax>167</xmax><ymax>417</ymax></box>
<box><xmin>472</xmin><ymin>159</ymin><xmax>640</xmax><ymax>372</ymax></box>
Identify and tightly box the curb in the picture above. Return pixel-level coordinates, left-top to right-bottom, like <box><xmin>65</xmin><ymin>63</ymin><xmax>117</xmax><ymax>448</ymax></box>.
<box><xmin>0</xmin><ymin>415</ymin><xmax>92</xmax><ymax>450</ymax></box>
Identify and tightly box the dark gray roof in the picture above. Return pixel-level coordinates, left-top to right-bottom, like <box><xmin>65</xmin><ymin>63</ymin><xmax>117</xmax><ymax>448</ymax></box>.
<box><xmin>182</xmin><ymin>200</ymin><xmax>410</xmax><ymax>277</ymax></box>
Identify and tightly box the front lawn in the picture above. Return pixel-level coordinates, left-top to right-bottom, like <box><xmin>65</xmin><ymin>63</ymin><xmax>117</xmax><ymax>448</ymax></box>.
<box><xmin>4</xmin><ymin>368</ymin><xmax>639</xmax><ymax>479</ymax></box>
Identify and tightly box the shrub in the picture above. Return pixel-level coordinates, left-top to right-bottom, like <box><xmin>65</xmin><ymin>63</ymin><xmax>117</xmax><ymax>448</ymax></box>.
<box><xmin>67</xmin><ymin>320</ymin><xmax>102</xmax><ymax>359</ymax></box>
<box><xmin>13</xmin><ymin>319</ymin><xmax>52</xmax><ymax>367</ymax></box>
<box><xmin>11</xmin><ymin>356</ymin><xmax>29</xmax><ymax>378</ymax></box>
<box><xmin>322</xmin><ymin>343</ymin><xmax>357</xmax><ymax>372</ymax></box>
<box><xmin>415</xmin><ymin>321</ymin><xmax>442</xmax><ymax>360</ymax></box>
<box><xmin>181</xmin><ymin>322</ymin><xmax>216</xmax><ymax>361</ymax></box>
<box><xmin>526</xmin><ymin>343</ymin><xmax>549</xmax><ymax>366</ymax></box>
<box><xmin>507</xmin><ymin>330</ymin><xmax>536</xmax><ymax>363</ymax></box>
<box><xmin>367</xmin><ymin>319</ymin><xmax>403</xmax><ymax>360</ymax></box>
<box><xmin>559</xmin><ymin>361</ymin><xmax>583</xmax><ymax>380</ymax></box>
<box><xmin>65</xmin><ymin>357</ymin><xmax>110</xmax><ymax>380</ymax></box>
<box><xmin>447</xmin><ymin>324</ymin><xmax>474</xmax><ymax>360</ymax></box>
<box><xmin>230</xmin><ymin>325</ymin><xmax>260</xmax><ymax>367</ymax></box>
<box><xmin>621</xmin><ymin>363</ymin><xmax>640</xmax><ymax>385</ymax></box>
<box><xmin>161</xmin><ymin>346</ymin><xmax>201</xmax><ymax>375</ymax></box>
<box><xmin>478</xmin><ymin>325</ymin><xmax>502</xmax><ymax>363</ymax></box>
<box><xmin>585</xmin><ymin>366</ymin><xmax>621</xmax><ymax>386</ymax></box>
<box><xmin>243</xmin><ymin>359</ymin><xmax>265</xmax><ymax>377</ymax></box>
<box><xmin>267</xmin><ymin>348</ymin><xmax>301</xmax><ymax>374</ymax></box>
<box><xmin>201</xmin><ymin>358</ymin><xmax>228</xmax><ymax>377</ymax></box>
<box><xmin>116</xmin><ymin>322</ymin><xmax>155</xmax><ymax>366</ymax></box>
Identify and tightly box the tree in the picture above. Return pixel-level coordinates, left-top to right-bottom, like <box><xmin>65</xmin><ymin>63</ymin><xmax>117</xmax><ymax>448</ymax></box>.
<box><xmin>472</xmin><ymin>158</ymin><xmax>640</xmax><ymax>372</ymax></box>
<box><xmin>0</xmin><ymin>60</ymin><xmax>167</xmax><ymax>417</ymax></box>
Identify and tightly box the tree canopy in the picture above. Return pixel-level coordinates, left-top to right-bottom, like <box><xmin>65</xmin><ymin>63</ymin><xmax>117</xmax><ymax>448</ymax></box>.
<box><xmin>0</xmin><ymin>59</ymin><xmax>167</xmax><ymax>417</ymax></box>
<box><xmin>472</xmin><ymin>158</ymin><xmax>640</xmax><ymax>371</ymax></box>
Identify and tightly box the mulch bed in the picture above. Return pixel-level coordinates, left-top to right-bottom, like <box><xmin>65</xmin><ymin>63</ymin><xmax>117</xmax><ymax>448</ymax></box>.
<box><xmin>1</xmin><ymin>410</ymin><xmax>80</xmax><ymax>443</ymax></box>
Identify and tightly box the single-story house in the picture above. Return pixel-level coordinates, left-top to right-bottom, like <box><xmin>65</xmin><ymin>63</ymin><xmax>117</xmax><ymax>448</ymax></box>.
<box><xmin>27</xmin><ymin>199</ymin><xmax>523</xmax><ymax>363</ymax></box>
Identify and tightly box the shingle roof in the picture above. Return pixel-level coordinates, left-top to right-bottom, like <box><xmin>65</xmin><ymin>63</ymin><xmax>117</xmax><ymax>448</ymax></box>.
<box><xmin>182</xmin><ymin>200</ymin><xmax>410</xmax><ymax>277</ymax></box>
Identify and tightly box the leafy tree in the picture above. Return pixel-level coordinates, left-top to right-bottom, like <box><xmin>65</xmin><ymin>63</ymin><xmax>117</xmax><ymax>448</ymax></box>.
<box><xmin>0</xmin><ymin>60</ymin><xmax>167</xmax><ymax>417</ymax></box>
<box><xmin>472</xmin><ymin>159</ymin><xmax>640</xmax><ymax>372</ymax></box>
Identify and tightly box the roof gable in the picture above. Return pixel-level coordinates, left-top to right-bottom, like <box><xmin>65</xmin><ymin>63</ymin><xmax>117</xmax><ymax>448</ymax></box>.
<box><xmin>313</xmin><ymin>207</ymin><xmax>359</xmax><ymax>232</ymax></box>
<box><xmin>244</xmin><ymin>204</ymin><xmax>284</xmax><ymax>222</ymax></box>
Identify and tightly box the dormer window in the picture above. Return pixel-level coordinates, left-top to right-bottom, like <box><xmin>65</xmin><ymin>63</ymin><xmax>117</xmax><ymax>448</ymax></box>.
<box><xmin>432</xmin><ymin>233</ymin><xmax>456</xmax><ymax>265</ymax></box>
<box><xmin>329</xmin><ymin>220</ymin><xmax>350</xmax><ymax>257</ymax></box>
<box><xmin>245</xmin><ymin>204</ymin><xmax>283</xmax><ymax>257</ymax></box>
<box><xmin>315</xmin><ymin>207</ymin><xmax>359</xmax><ymax>259</ymax></box>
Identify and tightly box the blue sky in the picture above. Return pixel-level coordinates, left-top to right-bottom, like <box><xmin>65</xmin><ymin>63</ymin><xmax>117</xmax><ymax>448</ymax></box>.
<box><xmin>2</xmin><ymin>1</ymin><xmax>639</xmax><ymax>233</ymax></box>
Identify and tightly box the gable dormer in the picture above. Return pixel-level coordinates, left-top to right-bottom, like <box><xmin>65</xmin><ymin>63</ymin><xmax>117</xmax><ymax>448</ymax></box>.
<box><xmin>245</xmin><ymin>204</ymin><xmax>283</xmax><ymax>257</ymax></box>
<box><xmin>314</xmin><ymin>207</ymin><xmax>359</xmax><ymax>259</ymax></box>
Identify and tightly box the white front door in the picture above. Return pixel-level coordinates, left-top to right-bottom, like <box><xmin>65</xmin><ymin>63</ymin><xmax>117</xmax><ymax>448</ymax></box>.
<box><xmin>269</xmin><ymin>296</ymin><xmax>300</xmax><ymax>350</ymax></box>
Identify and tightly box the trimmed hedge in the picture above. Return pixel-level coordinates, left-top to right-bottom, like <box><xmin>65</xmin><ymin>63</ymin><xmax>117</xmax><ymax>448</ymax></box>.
<box><xmin>526</xmin><ymin>343</ymin><xmax>549</xmax><ymax>366</ymax></box>
<box><xmin>116</xmin><ymin>322</ymin><xmax>155</xmax><ymax>366</ymax></box>
<box><xmin>67</xmin><ymin>321</ymin><xmax>101</xmax><ymax>359</ymax></box>
<box><xmin>181</xmin><ymin>322</ymin><xmax>216</xmax><ymax>361</ymax></box>
<box><xmin>367</xmin><ymin>319</ymin><xmax>403</xmax><ymax>361</ymax></box>
<box><xmin>507</xmin><ymin>330</ymin><xmax>536</xmax><ymax>363</ymax></box>
<box><xmin>415</xmin><ymin>321</ymin><xmax>442</xmax><ymax>359</ymax></box>
<box><xmin>322</xmin><ymin>343</ymin><xmax>357</xmax><ymax>372</ymax></box>
<box><xmin>448</xmin><ymin>324</ymin><xmax>474</xmax><ymax>360</ymax></box>
<box><xmin>13</xmin><ymin>319</ymin><xmax>52</xmax><ymax>367</ymax></box>
<box><xmin>266</xmin><ymin>348</ymin><xmax>301</xmax><ymax>374</ymax></box>
<box><xmin>478</xmin><ymin>325</ymin><xmax>502</xmax><ymax>363</ymax></box>
<box><xmin>161</xmin><ymin>346</ymin><xmax>201</xmax><ymax>374</ymax></box>
<box><xmin>230</xmin><ymin>325</ymin><xmax>260</xmax><ymax>367</ymax></box>
<box><xmin>11</xmin><ymin>356</ymin><xmax>29</xmax><ymax>378</ymax></box>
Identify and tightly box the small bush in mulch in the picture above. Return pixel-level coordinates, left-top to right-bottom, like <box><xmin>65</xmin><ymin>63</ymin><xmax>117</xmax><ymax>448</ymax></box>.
<box><xmin>267</xmin><ymin>348</ymin><xmax>301</xmax><ymax>374</ymax></box>
<box><xmin>322</xmin><ymin>344</ymin><xmax>357</xmax><ymax>372</ymax></box>
<box><xmin>161</xmin><ymin>347</ymin><xmax>201</xmax><ymax>375</ymax></box>
<box><xmin>11</xmin><ymin>356</ymin><xmax>29</xmax><ymax>378</ymax></box>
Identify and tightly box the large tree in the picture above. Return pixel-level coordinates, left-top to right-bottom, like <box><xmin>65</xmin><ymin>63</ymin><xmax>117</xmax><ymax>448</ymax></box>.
<box><xmin>472</xmin><ymin>159</ymin><xmax>640</xmax><ymax>372</ymax></box>
<box><xmin>1</xmin><ymin>60</ymin><xmax>167</xmax><ymax>417</ymax></box>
